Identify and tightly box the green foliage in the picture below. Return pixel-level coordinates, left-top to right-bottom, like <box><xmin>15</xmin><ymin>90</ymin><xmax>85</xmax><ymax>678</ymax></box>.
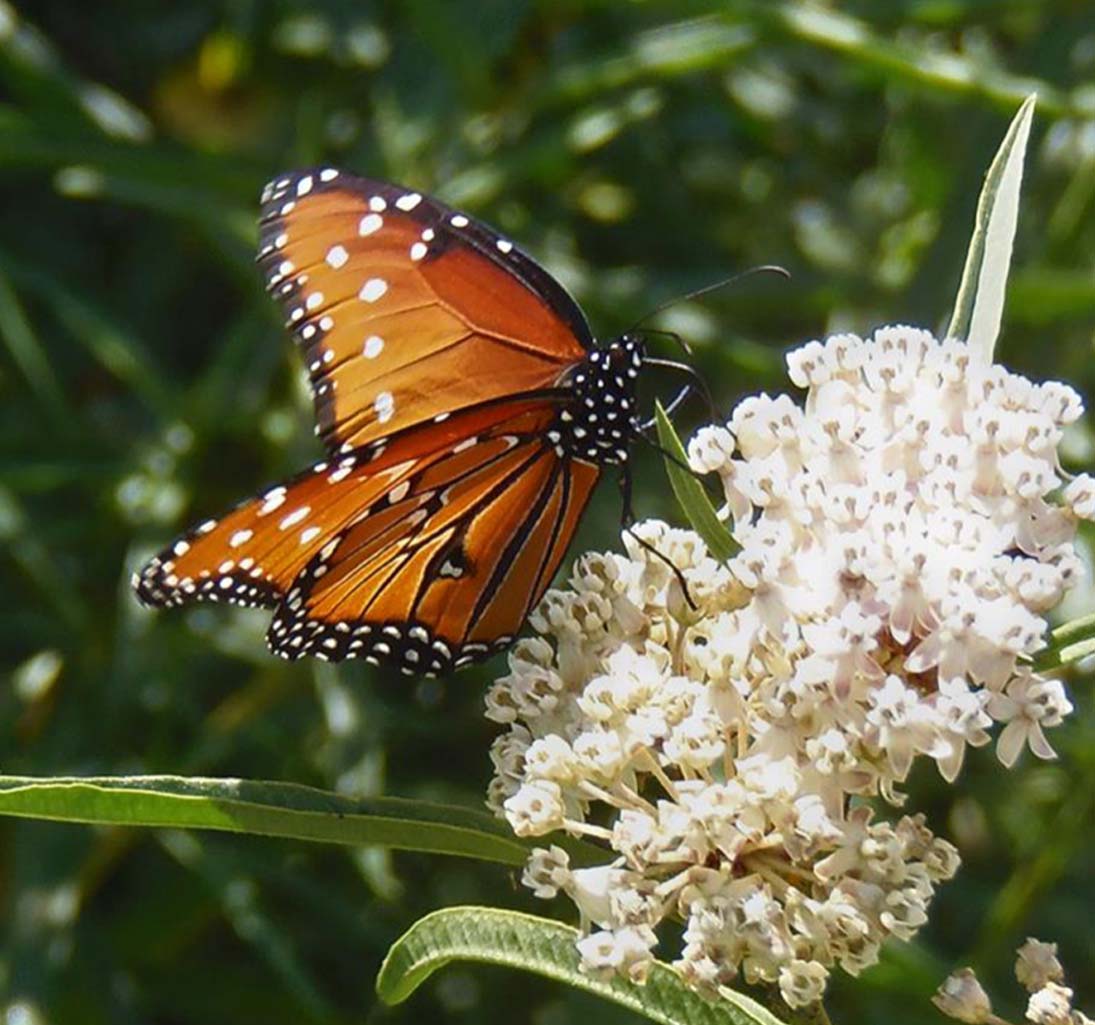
<box><xmin>1036</xmin><ymin>614</ymin><xmax>1095</xmax><ymax>672</ymax></box>
<box><xmin>0</xmin><ymin>774</ymin><xmax>603</xmax><ymax>865</ymax></box>
<box><xmin>654</xmin><ymin>399</ymin><xmax>738</xmax><ymax>562</ymax></box>
<box><xmin>948</xmin><ymin>93</ymin><xmax>1035</xmax><ymax>360</ymax></box>
<box><xmin>377</xmin><ymin>906</ymin><xmax>787</xmax><ymax>1025</ymax></box>
<box><xmin>1</xmin><ymin>3</ymin><xmax>1093</xmax><ymax>1024</ymax></box>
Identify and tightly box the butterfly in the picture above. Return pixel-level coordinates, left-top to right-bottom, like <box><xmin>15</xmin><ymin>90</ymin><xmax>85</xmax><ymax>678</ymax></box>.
<box><xmin>133</xmin><ymin>167</ymin><xmax>659</xmax><ymax>677</ymax></box>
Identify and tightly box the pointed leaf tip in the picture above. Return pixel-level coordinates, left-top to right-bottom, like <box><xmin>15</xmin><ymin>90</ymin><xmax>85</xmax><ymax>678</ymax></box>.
<box><xmin>948</xmin><ymin>93</ymin><xmax>1037</xmax><ymax>363</ymax></box>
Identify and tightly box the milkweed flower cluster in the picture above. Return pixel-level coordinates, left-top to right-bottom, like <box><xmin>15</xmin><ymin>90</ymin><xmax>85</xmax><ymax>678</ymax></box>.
<box><xmin>934</xmin><ymin>938</ymin><xmax>1091</xmax><ymax>1025</ymax></box>
<box><xmin>485</xmin><ymin>326</ymin><xmax>1091</xmax><ymax>1006</ymax></box>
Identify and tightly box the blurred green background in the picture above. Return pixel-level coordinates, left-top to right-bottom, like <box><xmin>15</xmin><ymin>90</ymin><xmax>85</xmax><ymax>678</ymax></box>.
<box><xmin>1</xmin><ymin>1</ymin><xmax>1094</xmax><ymax>1023</ymax></box>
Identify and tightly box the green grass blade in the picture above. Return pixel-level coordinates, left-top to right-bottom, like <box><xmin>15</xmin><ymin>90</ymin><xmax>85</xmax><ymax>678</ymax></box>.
<box><xmin>946</xmin><ymin>94</ymin><xmax>1036</xmax><ymax>358</ymax></box>
<box><xmin>157</xmin><ymin>830</ymin><xmax>337</xmax><ymax>1018</ymax></box>
<box><xmin>751</xmin><ymin>5</ymin><xmax>1063</xmax><ymax>115</ymax></box>
<box><xmin>654</xmin><ymin>401</ymin><xmax>737</xmax><ymax>563</ymax></box>
<box><xmin>0</xmin><ymin>253</ymin><xmax>174</xmax><ymax>413</ymax></box>
<box><xmin>376</xmin><ymin>906</ymin><xmax>788</xmax><ymax>1025</ymax></box>
<box><xmin>0</xmin><ymin>265</ymin><xmax>67</xmax><ymax>422</ymax></box>
<box><xmin>0</xmin><ymin>775</ymin><xmax>598</xmax><ymax>867</ymax></box>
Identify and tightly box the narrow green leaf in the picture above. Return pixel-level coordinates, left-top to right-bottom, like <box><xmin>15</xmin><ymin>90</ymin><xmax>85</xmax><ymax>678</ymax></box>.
<box><xmin>947</xmin><ymin>94</ymin><xmax>1036</xmax><ymax>361</ymax></box>
<box><xmin>0</xmin><ymin>775</ymin><xmax>600</xmax><ymax>867</ymax></box>
<box><xmin>0</xmin><ymin>267</ymin><xmax>67</xmax><ymax>422</ymax></box>
<box><xmin>750</xmin><ymin>5</ymin><xmax>1063</xmax><ymax>115</ymax></box>
<box><xmin>654</xmin><ymin>401</ymin><xmax>738</xmax><ymax>563</ymax></box>
<box><xmin>157</xmin><ymin>830</ymin><xmax>336</xmax><ymax>1018</ymax></box>
<box><xmin>377</xmin><ymin>906</ymin><xmax>788</xmax><ymax>1025</ymax></box>
<box><xmin>1033</xmin><ymin>612</ymin><xmax>1095</xmax><ymax>672</ymax></box>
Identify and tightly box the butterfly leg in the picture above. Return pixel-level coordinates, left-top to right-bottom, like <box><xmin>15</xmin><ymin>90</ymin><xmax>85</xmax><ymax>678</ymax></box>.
<box><xmin>617</xmin><ymin>464</ymin><xmax>697</xmax><ymax>611</ymax></box>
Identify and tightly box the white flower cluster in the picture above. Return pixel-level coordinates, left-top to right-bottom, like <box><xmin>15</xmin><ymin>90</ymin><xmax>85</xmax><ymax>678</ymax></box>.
<box><xmin>486</xmin><ymin>327</ymin><xmax>1091</xmax><ymax>1007</ymax></box>
<box><xmin>934</xmin><ymin>938</ymin><xmax>1091</xmax><ymax>1025</ymax></box>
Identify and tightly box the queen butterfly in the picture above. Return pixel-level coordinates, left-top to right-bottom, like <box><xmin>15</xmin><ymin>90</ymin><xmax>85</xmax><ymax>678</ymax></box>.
<box><xmin>133</xmin><ymin>168</ymin><xmax>657</xmax><ymax>677</ymax></box>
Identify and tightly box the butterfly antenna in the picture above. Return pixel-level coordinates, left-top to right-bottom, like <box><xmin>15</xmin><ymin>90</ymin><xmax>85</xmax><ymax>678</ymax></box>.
<box><xmin>627</xmin><ymin>264</ymin><xmax>790</xmax><ymax>333</ymax></box>
<box><xmin>618</xmin><ymin>465</ymin><xmax>697</xmax><ymax>611</ymax></box>
<box><xmin>639</xmin><ymin>325</ymin><xmax>693</xmax><ymax>358</ymax></box>
<box><xmin>641</xmin><ymin>359</ymin><xmax>718</xmax><ymax>422</ymax></box>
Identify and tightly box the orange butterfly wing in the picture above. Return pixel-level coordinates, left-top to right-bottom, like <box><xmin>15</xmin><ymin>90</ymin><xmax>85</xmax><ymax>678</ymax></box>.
<box><xmin>257</xmin><ymin>169</ymin><xmax>591</xmax><ymax>452</ymax></box>
<box><xmin>135</xmin><ymin>168</ymin><xmax>622</xmax><ymax>673</ymax></box>
<box><xmin>266</xmin><ymin>421</ymin><xmax>600</xmax><ymax>674</ymax></box>
<box><xmin>135</xmin><ymin>397</ymin><xmax>600</xmax><ymax>673</ymax></box>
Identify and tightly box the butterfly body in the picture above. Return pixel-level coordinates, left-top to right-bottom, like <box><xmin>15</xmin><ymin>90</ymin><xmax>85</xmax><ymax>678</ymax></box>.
<box><xmin>548</xmin><ymin>335</ymin><xmax>643</xmax><ymax>464</ymax></box>
<box><xmin>134</xmin><ymin>168</ymin><xmax>650</xmax><ymax>675</ymax></box>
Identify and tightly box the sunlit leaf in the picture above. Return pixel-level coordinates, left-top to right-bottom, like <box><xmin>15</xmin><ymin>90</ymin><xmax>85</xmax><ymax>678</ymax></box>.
<box><xmin>377</xmin><ymin>906</ymin><xmax>789</xmax><ymax>1025</ymax></box>
<box><xmin>0</xmin><ymin>775</ymin><xmax>602</xmax><ymax>867</ymax></box>
<box><xmin>654</xmin><ymin>401</ymin><xmax>737</xmax><ymax>563</ymax></box>
<box><xmin>947</xmin><ymin>94</ymin><xmax>1037</xmax><ymax>361</ymax></box>
<box><xmin>1033</xmin><ymin>612</ymin><xmax>1095</xmax><ymax>671</ymax></box>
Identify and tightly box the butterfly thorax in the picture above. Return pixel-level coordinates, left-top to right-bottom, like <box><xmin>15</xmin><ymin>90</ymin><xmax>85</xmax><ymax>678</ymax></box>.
<box><xmin>550</xmin><ymin>334</ymin><xmax>643</xmax><ymax>465</ymax></box>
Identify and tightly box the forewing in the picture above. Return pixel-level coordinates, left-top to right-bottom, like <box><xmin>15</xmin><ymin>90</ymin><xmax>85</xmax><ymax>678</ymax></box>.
<box><xmin>256</xmin><ymin>169</ymin><xmax>592</xmax><ymax>452</ymax></box>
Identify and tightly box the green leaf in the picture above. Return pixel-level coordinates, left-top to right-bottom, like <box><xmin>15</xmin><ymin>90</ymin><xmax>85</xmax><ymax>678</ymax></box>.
<box><xmin>1033</xmin><ymin>612</ymin><xmax>1095</xmax><ymax>672</ymax></box>
<box><xmin>654</xmin><ymin>401</ymin><xmax>738</xmax><ymax>563</ymax></box>
<box><xmin>376</xmin><ymin>906</ymin><xmax>789</xmax><ymax>1025</ymax></box>
<box><xmin>947</xmin><ymin>93</ymin><xmax>1036</xmax><ymax>362</ymax></box>
<box><xmin>0</xmin><ymin>775</ymin><xmax>600</xmax><ymax>867</ymax></box>
<box><xmin>750</xmin><ymin>6</ymin><xmax>1064</xmax><ymax>114</ymax></box>
<box><xmin>0</xmin><ymin>267</ymin><xmax>67</xmax><ymax>422</ymax></box>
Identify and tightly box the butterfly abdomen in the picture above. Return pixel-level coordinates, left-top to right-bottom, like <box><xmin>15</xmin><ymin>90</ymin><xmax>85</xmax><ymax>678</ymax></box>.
<box><xmin>550</xmin><ymin>334</ymin><xmax>643</xmax><ymax>465</ymax></box>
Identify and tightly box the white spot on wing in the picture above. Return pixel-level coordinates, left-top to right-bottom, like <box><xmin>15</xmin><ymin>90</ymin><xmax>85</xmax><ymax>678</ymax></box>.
<box><xmin>296</xmin><ymin>175</ymin><xmax>313</xmax><ymax>196</ymax></box>
<box><xmin>319</xmin><ymin>168</ymin><xmax>339</xmax><ymax>182</ymax></box>
<box><xmin>229</xmin><ymin>529</ymin><xmax>253</xmax><ymax>548</ymax></box>
<box><xmin>300</xmin><ymin>526</ymin><xmax>321</xmax><ymax>544</ymax></box>
<box><xmin>358</xmin><ymin>213</ymin><xmax>383</xmax><ymax>236</ymax></box>
<box><xmin>496</xmin><ymin>239</ymin><xmax>513</xmax><ymax>254</ymax></box>
<box><xmin>325</xmin><ymin>244</ymin><xmax>348</xmax><ymax>268</ymax></box>
<box><xmin>388</xmin><ymin>480</ymin><xmax>410</xmax><ymax>503</ymax></box>
<box><xmin>410</xmin><ymin>242</ymin><xmax>427</xmax><ymax>261</ymax></box>
<box><xmin>395</xmin><ymin>192</ymin><xmax>422</xmax><ymax>211</ymax></box>
<box><xmin>450</xmin><ymin>214</ymin><xmax>468</xmax><ymax>227</ymax></box>
<box><xmin>363</xmin><ymin>335</ymin><xmax>384</xmax><ymax>359</ymax></box>
<box><xmin>279</xmin><ymin>506</ymin><xmax>310</xmax><ymax>530</ymax></box>
<box><xmin>359</xmin><ymin>278</ymin><xmax>387</xmax><ymax>302</ymax></box>
<box><xmin>259</xmin><ymin>487</ymin><xmax>286</xmax><ymax>515</ymax></box>
<box><xmin>374</xmin><ymin>391</ymin><xmax>395</xmax><ymax>424</ymax></box>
